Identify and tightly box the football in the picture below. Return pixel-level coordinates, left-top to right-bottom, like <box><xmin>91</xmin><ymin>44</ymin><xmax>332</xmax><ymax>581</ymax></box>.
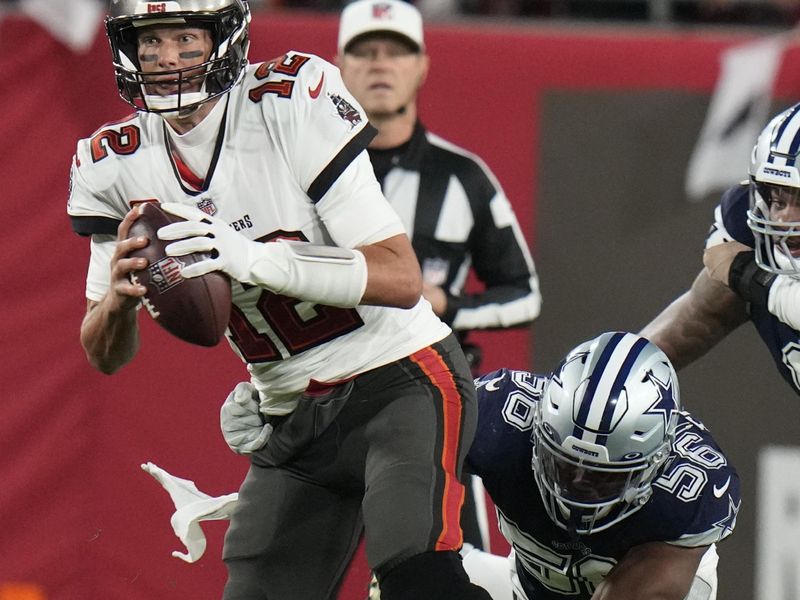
<box><xmin>127</xmin><ymin>202</ymin><xmax>231</xmax><ymax>347</ymax></box>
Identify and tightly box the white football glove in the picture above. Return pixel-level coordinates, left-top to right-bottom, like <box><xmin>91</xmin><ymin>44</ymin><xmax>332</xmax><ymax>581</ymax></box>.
<box><xmin>220</xmin><ymin>381</ymin><xmax>273</xmax><ymax>454</ymax></box>
<box><xmin>158</xmin><ymin>202</ymin><xmax>275</xmax><ymax>284</ymax></box>
<box><xmin>157</xmin><ymin>202</ymin><xmax>367</xmax><ymax>308</ymax></box>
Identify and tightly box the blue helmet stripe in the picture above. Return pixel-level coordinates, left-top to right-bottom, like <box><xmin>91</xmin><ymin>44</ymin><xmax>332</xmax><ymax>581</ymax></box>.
<box><xmin>572</xmin><ymin>331</ymin><xmax>626</xmax><ymax>439</ymax></box>
<box><xmin>595</xmin><ymin>336</ymin><xmax>649</xmax><ymax>445</ymax></box>
<box><xmin>774</xmin><ymin>104</ymin><xmax>800</xmax><ymax>166</ymax></box>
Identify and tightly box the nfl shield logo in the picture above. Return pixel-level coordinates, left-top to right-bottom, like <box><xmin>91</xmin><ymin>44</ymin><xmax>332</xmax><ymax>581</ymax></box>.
<box><xmin>422</xmin><ymin>258</ymin><xmax>449</xmax><ymax>287</ymax></box>
<box><xmin>196</xmin><ymin>197</ymin><xmax>217</xmax><ymax>216</ymax></box>
<box><xmin>372</xmin><ymin>2</ymin><xmax>392</xmax><ymax>19</ymax></box>
<box><xmin>149</xmin><ymin>256</ymin><xmax>185</xmax><ymax>294</ymax></box>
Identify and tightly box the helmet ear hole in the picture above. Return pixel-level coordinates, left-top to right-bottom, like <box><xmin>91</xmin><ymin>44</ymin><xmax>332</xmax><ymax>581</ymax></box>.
<box><xmin>532</xmin><ymin>332</ymin><xmax>680</xmax><ymax>536</ymax></box>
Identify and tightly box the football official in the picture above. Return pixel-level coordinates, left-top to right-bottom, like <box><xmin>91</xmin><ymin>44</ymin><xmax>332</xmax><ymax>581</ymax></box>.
<box><xmin>336</xmin><ymin>0</ymin><xmax>541</xmax><ymax>369</ymax></box>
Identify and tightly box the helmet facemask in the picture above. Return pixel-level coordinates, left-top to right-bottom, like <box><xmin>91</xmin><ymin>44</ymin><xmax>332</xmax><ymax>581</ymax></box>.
<box><xmin>531</xmin><ymin>332</ymin><xmax>679</xmax><ymax>537</ymax></box>
<box><xmin>105</xmin><ymin>1</ymin><xmax>250</xmax><ymax>115</ymax></box>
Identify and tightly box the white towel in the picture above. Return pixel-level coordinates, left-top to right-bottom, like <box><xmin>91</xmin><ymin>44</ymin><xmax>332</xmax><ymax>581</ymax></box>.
<box><xmin>141</xmin><ymin>462</ymin><xmax>239</xmax><ymax>563</ymax></box>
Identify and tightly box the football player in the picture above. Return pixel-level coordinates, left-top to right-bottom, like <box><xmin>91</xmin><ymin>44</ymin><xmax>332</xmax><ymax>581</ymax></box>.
<box><xmin>68</xmin><ymin>1</ymin><xmax>490</xmax><ymax>599</ymax></box>
<box><xmin>466</xmin><ymin>331</ymin><xmax>739</xmax><ymax>600</ymax></box>
<box><xmin>641</xmin><ymin>103</ymin><xmax>800</xmax><ymax>396</ymax></box>
<box><xmin>216</xmin><ymin>331</ymin><xmax>740</xmax><ymax>599</ymax></box>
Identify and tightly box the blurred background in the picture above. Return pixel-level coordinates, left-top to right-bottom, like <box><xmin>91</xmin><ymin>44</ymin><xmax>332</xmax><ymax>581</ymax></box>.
<box><xmin>1</xmin><ymin>1</ymin><xmax>800</xmax><ymax>599</ymax></box>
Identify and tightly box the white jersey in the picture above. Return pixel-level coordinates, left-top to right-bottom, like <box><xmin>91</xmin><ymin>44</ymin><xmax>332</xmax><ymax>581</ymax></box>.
<box><xmin>68</xmin><ymin>52</ymin><xmax>450</xmax><ymax>413</ymax></box>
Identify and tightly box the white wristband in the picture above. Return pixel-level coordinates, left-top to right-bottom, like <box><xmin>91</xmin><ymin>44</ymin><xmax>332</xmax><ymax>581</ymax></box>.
<box><xmin>249</xmin><ymin>240</ymin><xmax>368</xmax><ymax>308</ymax></box>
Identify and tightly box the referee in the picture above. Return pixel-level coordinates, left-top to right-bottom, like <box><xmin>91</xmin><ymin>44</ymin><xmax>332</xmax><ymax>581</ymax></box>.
<box><xmin>337</xmin><ymin>0</ymin><xmax>542</xmax><ymax>554</ymax></box>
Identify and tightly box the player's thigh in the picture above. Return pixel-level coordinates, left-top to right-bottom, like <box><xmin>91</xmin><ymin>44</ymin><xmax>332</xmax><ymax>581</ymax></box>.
<box><xmin>222</xmin><ymin>463</ymin><xmax>362</xmax><ymax>600</ymax></box>
<box><xmin>360</xmin><ymin>343</ymin><xmax>477</xmax><ymax>574</ymax></box>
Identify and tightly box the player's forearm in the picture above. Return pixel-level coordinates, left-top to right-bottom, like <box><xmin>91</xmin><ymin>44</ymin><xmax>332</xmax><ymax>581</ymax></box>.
<box><xmin>447</xmin><ymin>282</ymin><xmax>541</xmax><ymax>330</ymax></box>
<box><xmin>639</xmin><ymin>271</ymin><xmax>746</xmax><ymax>370</ymax></box>
<box><xmin>80</xmin><ymin>299</ymin><xmax>140</xmax><ymax>374</ymax></box>
<box><xmin>359</xmin><ymin>235</ymin><xmax>422</xmax><ymax>308</ymax></box>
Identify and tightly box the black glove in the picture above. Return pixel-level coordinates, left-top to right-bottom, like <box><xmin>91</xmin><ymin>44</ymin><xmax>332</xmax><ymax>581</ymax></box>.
<box><xmin>728</xmin><ymin>251</ymin><xmax>776</xmax><ymax>306</ymax></box>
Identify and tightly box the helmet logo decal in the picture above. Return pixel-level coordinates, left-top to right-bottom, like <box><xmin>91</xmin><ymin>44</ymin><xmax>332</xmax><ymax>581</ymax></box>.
<box><xmin>372</xmin><ymin>3</ymin><xmax>394</xmax><ymax>19</ymax></box>
<box><xmin>642</xmin><ymin>369</ymin><xmax>677</xmax><ymax>431</ymax></box>
<box><xmin>573</xmin><ymin>333</ymin><xmax>649</xmax><ymax>441</ymax></box>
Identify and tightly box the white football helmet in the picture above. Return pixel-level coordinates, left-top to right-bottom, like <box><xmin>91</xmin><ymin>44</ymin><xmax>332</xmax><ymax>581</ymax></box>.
<box><xmin>532</xmin><ymin>332</ymin><xmax>680</xmax><ymax>536</ymax></box>
<box><xmin>748</xmin><ymin>103</ymin><xmax>800</xmax><ymax>276</ymax></box>
<box><xmin>105</xmin><ymin>0</ymin><xmax>251</xmax><ymax>114</ymax></box>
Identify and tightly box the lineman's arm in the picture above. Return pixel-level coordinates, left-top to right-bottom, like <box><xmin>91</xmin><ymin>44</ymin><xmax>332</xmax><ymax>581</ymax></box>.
<box><xmin>639</xmin><ymin>269</ymin><xmax>748</xmax><ymax>370</ymax></box>
<box><xmin>80</xmin><ymin>208</ymin><xmax>149</xmax><ymax>374</ymax></box>
<box><xmin>592</xmin><ymin>542</ymin><xmax>707</xmax><ymax>600</ymax></box>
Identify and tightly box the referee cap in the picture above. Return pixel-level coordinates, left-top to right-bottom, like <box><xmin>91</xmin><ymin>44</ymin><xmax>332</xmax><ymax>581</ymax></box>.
<box><xmin>338</xmin><ymin>0</ymin><xmax>424</xmax><ymax>53</ymax></box>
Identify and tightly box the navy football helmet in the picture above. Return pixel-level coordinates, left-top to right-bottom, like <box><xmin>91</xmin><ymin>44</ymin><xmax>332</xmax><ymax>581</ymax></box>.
<box><xmin>532</xmin><ymin>332</ymin><xmax>680</xmax><ymax>535</ymax></box>
<box><xmin>748</xmin><ymin>103</ymin><xmax>800</xmax><ymax>276</ymax></box>
<box><xmin>105</xmin><ymin>0</ymin><xmax>250</xmax><ymax>114</ymax></box>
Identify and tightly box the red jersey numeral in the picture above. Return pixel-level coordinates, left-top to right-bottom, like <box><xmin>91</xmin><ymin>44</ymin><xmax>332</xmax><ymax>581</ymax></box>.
<box><xmin>226</xmin><ymin>232</ymin><xmax>364</xmax><ymax>362</ymax></box>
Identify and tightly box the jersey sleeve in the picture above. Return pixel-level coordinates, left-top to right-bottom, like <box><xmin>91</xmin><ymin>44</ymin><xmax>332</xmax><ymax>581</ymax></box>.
<box><xmin>316</xmin><ymin>151</ymin><xmax>407</xmax><ymax>248</ymax></box>
<box><xmin>67</xmin><ymin>135</ymin><xmax>130</xmax><ymax>236</ymax></box>
<box><xmin>705</xmin><ymin>183</ymin><xmax>754</xmax><ymax>250</ymax></box>
<box><xmin>466</xmin><ymin>369</ymin><xmax>545</xmax><ymax>476</ymax></box>
<box><xmin>443</xmin><ymin>156</ymin><xmax>541</xmax><ymax>331</ymax></box>
<box><xmin>652</xmin><ymin>413</ymin><xmax>742</xmax><ymax>548</ymax></box>
<box><xmin>255</xmin><ymin>52</ymin><xmax>376</xmax><ymax>203</ymax></box>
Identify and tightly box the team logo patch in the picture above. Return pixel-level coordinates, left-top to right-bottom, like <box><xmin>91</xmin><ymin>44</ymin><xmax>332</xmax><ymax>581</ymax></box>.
<box><xmin>196</xmin><ymin>197</ymin><xmax>217</xmax><ymax>216</ymax></box>
<box><xmin>422</xmin><ymin>257</ymin><xmax>449</xmax><ymax>286</ymax></box>
<box><xmin>149</xmin><ymin>256</ymin><xmax>185</xmax><ymax>294</ymax></box>
<box><xmin>329</xmin><ymin>93</ymin><xmax>362</xmax><ymax>128</ymax></box>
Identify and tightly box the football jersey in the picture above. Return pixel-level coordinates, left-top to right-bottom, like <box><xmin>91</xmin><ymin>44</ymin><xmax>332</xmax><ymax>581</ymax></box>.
<box><xmin>708</xmin><ymin>184</ymin><xmax>800</xmax><ymax>396</ymax></box>
<box><xmin>466</xmin><ymin>369</ymin><xmax>741</xmax><ymax>600</ymax></box>
<box><xmin>67</xmin><ymin>52</ymin><xmax>450</xmax><ymax>413</ymax></box>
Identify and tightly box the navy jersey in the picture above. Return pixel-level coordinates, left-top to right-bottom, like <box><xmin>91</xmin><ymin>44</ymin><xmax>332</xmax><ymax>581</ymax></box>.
<box><xmin>466</xmin><ymin>369</ymin><xmax>741</xmax><ymax>600</ymax></box>
<box><xmin>711</xmin><ymin>184</ymin><xmax>800</xmax><ymax>395</ymax></box>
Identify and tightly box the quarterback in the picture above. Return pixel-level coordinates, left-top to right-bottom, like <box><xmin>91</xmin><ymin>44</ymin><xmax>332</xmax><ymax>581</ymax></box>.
<box><xmin>68</xmin><ymin>1</ymin><xmax>491</xmax><ymax>599</ymax></box>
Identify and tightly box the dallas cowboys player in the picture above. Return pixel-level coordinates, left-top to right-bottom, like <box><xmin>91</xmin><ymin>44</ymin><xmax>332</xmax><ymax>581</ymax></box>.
<box><xmin>467</xmin><ymin>332</ymin><xmax>739</xmax><ymax>600</ymax></box>
<box><xmin>68</xmin><ymin>1</ymin><xmax>490</xmax><ymax>599</ymax></box>
<box><xmin>642</xmin><ymin>103</ymin><xmax>800</xmax><ymax>396</ymax></box>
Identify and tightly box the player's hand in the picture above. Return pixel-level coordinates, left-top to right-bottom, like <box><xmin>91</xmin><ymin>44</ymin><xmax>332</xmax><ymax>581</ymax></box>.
<box><xmin>703</xmin><ymin>241</ymin><xmax>751</xmax><ymax>286</ymax></box>
<box><xmin>157</xmin><ymin>202</ymin><xmax>260</xmax><ymax>282</ymax></box>
<box><xmin>423</xmin><ymin>283</ymin><xmax>448</xmax><ymax>316</ymax></box>
<box><xmin>108</xmin><ymin>207</ymin><xmax>149</xmax><ymax>312</ymax></box>
<box><xmin>220</xmin><ymin>381</ymin><xmax>273</xmax><ymax>454</ymax></box>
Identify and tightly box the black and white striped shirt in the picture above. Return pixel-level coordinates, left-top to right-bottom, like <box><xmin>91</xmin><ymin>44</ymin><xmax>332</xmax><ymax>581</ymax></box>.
<box><xmin>368</xmin><ymin>121</ymin><xmax>541</xmax><ymax>333</ymax></box>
